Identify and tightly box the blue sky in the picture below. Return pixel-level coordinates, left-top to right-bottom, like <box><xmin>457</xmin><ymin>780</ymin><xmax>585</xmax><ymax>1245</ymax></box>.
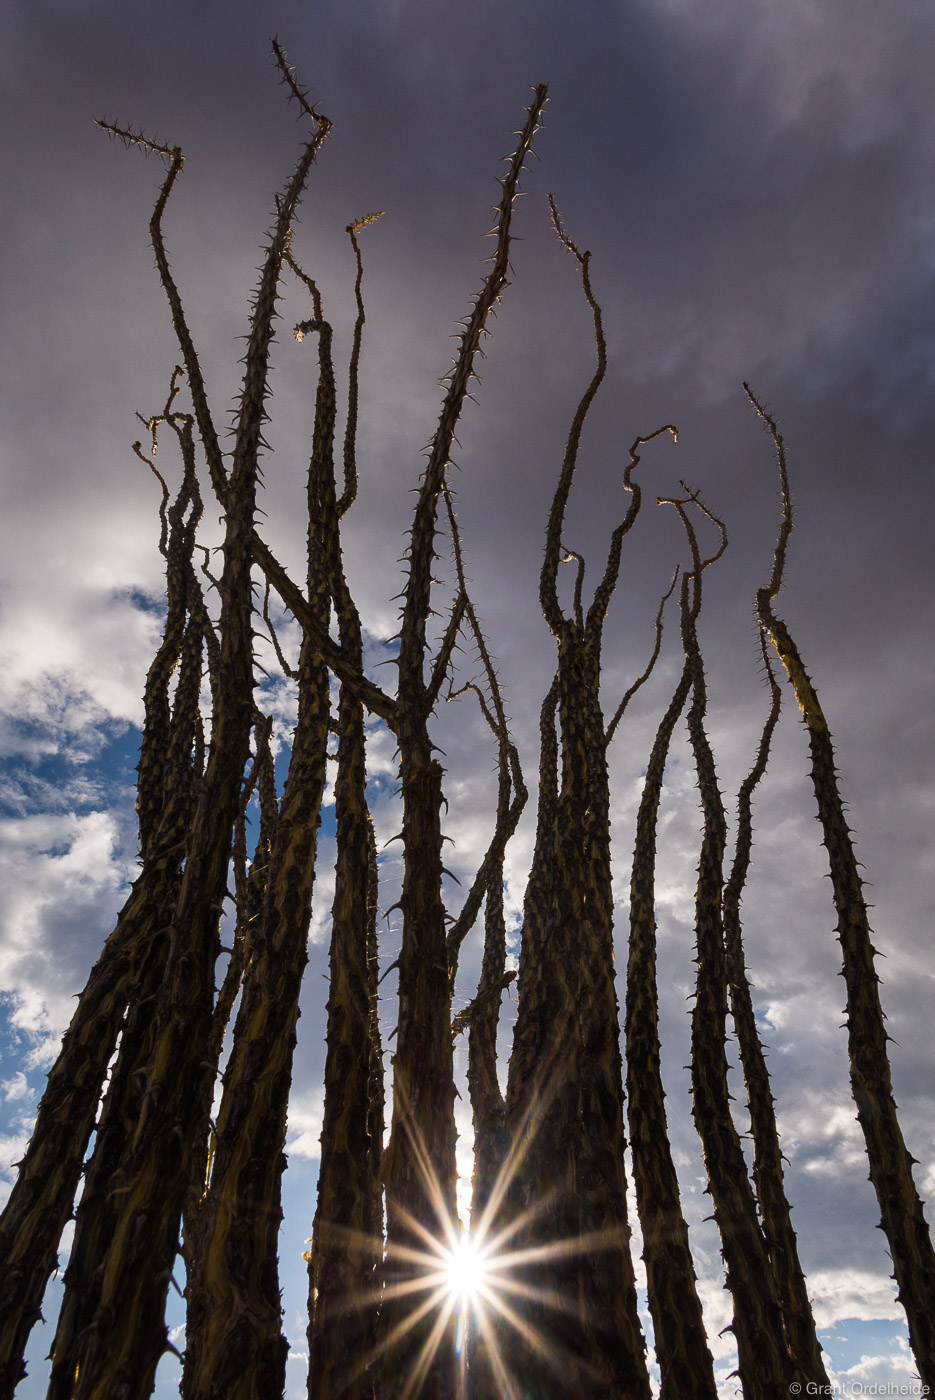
<box><xmin>2</xmin><ymin>0</ymin><xmax>935</xmax><ymax>1394</ymax></box>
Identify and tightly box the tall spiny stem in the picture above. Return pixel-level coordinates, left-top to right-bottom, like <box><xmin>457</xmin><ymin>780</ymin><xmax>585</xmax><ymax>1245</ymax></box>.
<box><xmin>625</xmin><ymin>562</ymin><xmax>718</xmax><ymax>1400</ymax></box>
<box><xmin>722</xmin><ymin>628</ymin><xmax>829</xmax><ymax>1385</ymax></box>
<box><xmin>0</xmin><ymin>384</ymin><xmax>206</xmax><ymax>1399</ymax></box>
<box><xmin>504</xmin><ymin>211</ymin><xmax>670</xmax><ymax>1400</ymax></box>
<box><xmin>48</xmin><ymin>405</ymin><xmax>211</xmax><ymax>1400</ymax></box>
<box><xmin>668</xmin><ymin>485</ymin><xmax>798</xmax><ymax>1399</ymax></box>
<box><xmin>63</xmin><ymin>47</ymin><xmax>332</xmax><ymax>1399</ymax></box>
<box><xmin>747</xmin><ymin>383</ymin><xmax>935</xmax><ymax>1391</ymax></box>
<box><xmin>378</xmin><ymin>88</ymin><xmax>546</xmax><ymax>1400</ymax></box>
<box><xmin>305</xmin><ymin>223</ymin><xmax>384</xmax><ymax>1400</ymax></box>
<box><xmin>441</xmin><ymin>478</ymin><xmax>527</xmax><ymax>1230</ymax></box>
<box><xmin>181</xmin><ymin>250</ymin><xmax>338</xmax><ymax>1400</ymax></box>
<box><xmin>442</xmin><ymin>485</ymin><xmax>527</xmax><ymax>992</ymax></box>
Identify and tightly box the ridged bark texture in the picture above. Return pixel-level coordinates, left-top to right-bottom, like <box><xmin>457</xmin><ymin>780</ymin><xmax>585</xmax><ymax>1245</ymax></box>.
<box><xmin>722</xmin><ymin>641</ymin><xmax>829</xmax><ymax>1387</ymax></box>
<box><xmin>626</xmin><ymin>616</ymin><xmax>718</xmax><ymax>1400</ymax></box>
<box><xmin>182</xmin><ymin>712</ymin><xmax>277</xmax><ymax>1265</ymax></box>
<box><xmin>65</xmin><ymin>475</ymin><xmax>257</xmax><ymax>1400</ymax></box>
<box><xmin>441</xmin><ymin>488</ymin><xmax>527</xmax><ymax>1285</ymax></box>
<box><xmin>748</xmin><ymin>384</ymin><xmax>935</xmax><ymax>1388</ymax></box>
<box><xmin>46</xmin><ymin>930</ymin><xmax>173</xmax><ymax>1399</ymax></box>
<box><xmin>307</xmin><ymin>686</ymin><xmax>383</xmax><ymax>1400</ymax></box>
<box><xmin>49</xmin><ymin>587</ymin><xmax>207</xmax><ymax>1397</ymax></box>
<box><xmin>680</xmin><ymin>543</ymin><xmax>796</xmax><ymax>1400</ymax></box>
<box><xmin>505</xmin><ymin>639</ymin><xmax>650</xmax><ymax>1400</ymax></box>
<box><xmin>379</xmin><ymin>91</ymin><xmax>546</xmax><ymax>1399</ymax></box>
<box><xmin>455</xmin><ymin>723</ymin><xmax>525</xmax><ymax>1400</ymax></box>
<box><xmin>505</xmin><ymin>680</ymin><xmax>559</xmax><ymax>1126</ymax></box>
<box><xmin>288</xmin><ymin>237</ymin><xmax>385</xmax><ymax>1399</ymax></box>
<box><xmin>184</xmin><ymin>236</ymin><xmax>347</xmax><ymax>1398</ymax></box>
<box><xmin>465</xmin><ymin>823</ymin><xmax>512</xmax><ymax>1226</ymax></box>
<box><xmin>180</xmin><ymin>640</ymin><xmax>329</xmax><ymax>1400</ymax></box>
<box><xmin>0</xmin><ymin>420</ymin><xmax>205</xmax><ymax>1399</ymax></box>
<box><xmin>379</xmin><ymin>720</ymin><xmax>458</xmax><ymax>1398</ymax></box>
<box><xmin>758</xmin><ymin>597</ymin><xmax>935</xmax><ymax>1390</ymax></box>
<box><xmin>504</xmin><ymin>211</ymin><xmax>671</xmax><ymax>1396</ymax></box>
<box><xmin>0</xmin><ymin>886</ymin><xmax>152</xmax><ymax>1400</ymax></box>
<box><xmin>60</xmin><ymin>92</ymin><xmax>328</xmax><ymax>1396</ymax></box>
<box><xmin>462</xmin><ymin>883</ymin><xmax>512</xmax><ymax>1400</ymax></box>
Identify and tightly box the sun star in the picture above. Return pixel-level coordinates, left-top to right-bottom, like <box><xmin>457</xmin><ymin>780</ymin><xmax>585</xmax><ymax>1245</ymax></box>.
<box><xmin>444</xmin><ymin>1233</ymin><xmax>489</xmax><ymax>1308</ymax></box>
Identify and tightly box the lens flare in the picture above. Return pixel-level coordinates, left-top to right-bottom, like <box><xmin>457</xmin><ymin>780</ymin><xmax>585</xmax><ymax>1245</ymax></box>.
<box><xmin>444</xmin><ymin>1233</ymin><xmax>488</xmax><ymax>1306</ymax></box>
<box><xmin>348</xmin><ymin>1078</ymin><xmax>626</xmax><ymax>1398</ymax></box>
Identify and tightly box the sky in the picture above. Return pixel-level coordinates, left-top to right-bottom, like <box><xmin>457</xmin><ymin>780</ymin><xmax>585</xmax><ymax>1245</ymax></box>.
<box><xmin>2</xmin><ymin>1</ymin><xmax>935</xmax><ymax>1396</ymax></box>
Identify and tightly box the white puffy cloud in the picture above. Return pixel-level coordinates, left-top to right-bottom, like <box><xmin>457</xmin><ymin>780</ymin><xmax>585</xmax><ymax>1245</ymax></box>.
<box><xmin>1</xmin><ymin>1071</ymin><xmax>30</xmax><ymax>1102</ymax></box>
<box><xmin>286</xmin><ymin>1086</ymin><xmax>326</xmax><ymax>1162</ymax></box>
<box><xmin>0</xmin><ymin>808</ymin><xmax>136</xmax><ymax>1057</ymax></box>
<box><xmin>808</xmin><ymin>1270</ymin><xmax>902</xmax><ymax>1332</ymax></box>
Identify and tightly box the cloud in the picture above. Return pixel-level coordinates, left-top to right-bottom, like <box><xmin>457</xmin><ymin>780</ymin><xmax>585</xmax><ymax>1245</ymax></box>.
<box><xmin>0</xmin><ymin>591</ymin><xmax>163</xmax><ymax>764</ymax></box>
<box><xmin>0</xmin><ymin>809</ymin><xmax>136</xmax><ymax>1055</ymax></box>
<box><xmin>0</xmin><ymin>1125</ymin><xmax>31</xmax><ymax>1213</ymax></box>
<box><xmin>306</xmin><ymin>842</ymin><xmax>337</xmax><ymax>948</ymax></box>
<box><xmin>285</xmin><ymin>1349</ymin><xmax>310</xmax><ymax>1400</ymax></box>
<box><xmin>1</xmin><ymin>1072</ymin><xmax>30</xmax><ymax>1102</ymax></box>
<box><xmin>808</xmin><ymin>1270</ymin><xmax>903</xmax><ymax>1332</ymax></box>
<box><xmin>286</xmin><ymin>1086</ymin><xmax>325</xmax><ymax>1162</ymax></box>
<box><xmin>695</xmin><ymin>1274</ymin><xmax>736</xmax><ymax>1367</ymax></box>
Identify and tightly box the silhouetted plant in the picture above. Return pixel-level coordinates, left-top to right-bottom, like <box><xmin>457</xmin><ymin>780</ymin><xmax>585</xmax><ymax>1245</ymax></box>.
<box><xmin>748</xmin><ymin>384</ymin><xmax>935</xmax><ymax>1394</ymax></box>
<box><xmin>1</xmin><ymin>47</ymin><xmax>933</xmax><ymax>1400</ymax></box>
